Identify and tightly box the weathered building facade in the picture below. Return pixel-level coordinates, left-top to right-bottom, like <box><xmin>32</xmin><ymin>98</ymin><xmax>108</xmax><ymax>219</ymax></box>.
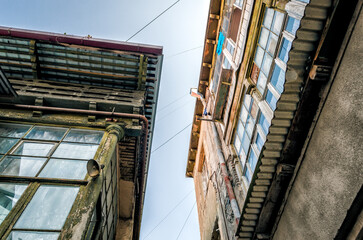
<box><xmin>186</xmin><ymin>0</ymin><xmax>362</xmax><ymax>239</ymax></box>
<box><xmin>0</xmin><ymin>27</ymin><xmax>163</xmax><ymax>240</ymax></box>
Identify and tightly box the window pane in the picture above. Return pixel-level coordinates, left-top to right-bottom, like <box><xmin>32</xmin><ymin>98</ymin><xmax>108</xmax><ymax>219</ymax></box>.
<box><xmin>39</xmin><ymin>159</ymin><xmax>88</xmax><ymax>180</ymax></box>
<box><xmin>14</xmin><ymin>185</ymin><xmax>79</xmax><ymax>230</ymax></box>
<box><xmin>0</xmin><ymin>138</ymin><xmax>18</xmax><ymax>154</ymax></box>
<box><xmin>255</xmin><ymin>132</ymin><xmax>265</xmax><ymax>152</ymax></box>
<box><xmin>261</xmin><ymin>53</ymin><xmax>273</xmax><ymax>75</ymax></box>
<box><xmin>0</xmin><ymin>183</ymin><xmax>28</xmax><ymax>225</ymax></box>
<box><xmin>233</xmin><ymin>136</ymin><xmax>241</xmax><ymax>155</ymax></box>
<box><xmin>258</xmin><ymin>28</ymin><xmax>269</xmax><ymax>49</ymax></box>
<box><xmin>278</xmin><ymin>38</ymin><xmax>292</xmax><ymax>63</ymax></box>
<box><xmin>236</xmin><ymin>122</ymin><xmax>244</xmax><ymax>140</ymax></box>
<box><xmin>7</xmin><ymin>231</ymin><xmax>59</xmax><ymax>240</ymax></box>
<box><xmin>241</xmin><ymin>133</ymin><xmax>251</xmax><ymax>155</ymax></box>
<box><xmin>266</xmin><ymin>90</ymin><xmax>278</xmax><ymax>111</ymax></box>
<box><xmin>0</xmin><ymin>124</ymin><xmax>31</xmax><ymax>138</ymax></box>
<box><xmin>244</xmin><ymin>167</ymin><xmax>251</xmax><ymax>183</ymax></box>
<box><xmin>13</xmin><ymin>142</ymin><xmax>55</xmax><ymax>157</ymax></box>
<box><xmin>52</xmin><ymin>143</ymin><xmax>99</xmax><ymax>159</ymax></box>
<box><xmin>254</xmin><ymin>46</ymin><xmax>264</xmax><ymax>68</ymax></box>
<box><xmin>263</xmin><ymin>8</ymin><xmax>274</xmax><ymax>29</ymax></box>
<box><xmin>25</xmin><ymin>126</ymin><xmax>67</xmax><ymax>141</ymax></box>
<box><xmin>248</xmin><ymin>150</ymin><xmax>258</xmax><ymax>172</ymax></box>
<box><xmin>240</xmin><ymin>106</ymin><xmax>248</xmax><ymax>125</ymax></box>
<box><xmin>271</xmin><ymin>65</ymin><xmax>286</xmax><ymax>94</ymax></box>
<box><xmin>259</xmin><ymin>113</ymin><xmax>271</xmax><ymax>135</ymax></box>
<box><xmin>0</xmin><ymin>156</ymin><xmax>47</xmax><ymax>177</ymax></box>
<box><xmin>267</xmin><ymin>33</ymin><xmax>279</xmax><ymax>55</ymax></box>
<box><xmin>257</xmin><ymin>72</ymin><xmax>268</xmax><ymax>94</ymax></box>
<box><xmin>64</xmin><ymin>129</ymin><xmax>104</xmax><ymax>144</ymax></box>
<box><xmin>286</xmin><ymin>16</ymin><xmax>300</xmax><ymax>35</ymax></box>
<box><xmin>272</xmin><ymin>11</ymin><xmax>284</xmax><ymax>34</ymax></box>
<box><xmin>245</xmin><ymin>116</ymin><xmax>254</xmax><ymax>138</ymax></box>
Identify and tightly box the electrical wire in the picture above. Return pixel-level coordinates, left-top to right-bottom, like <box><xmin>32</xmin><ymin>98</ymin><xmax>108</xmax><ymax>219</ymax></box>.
<box><xmin>126</xmin><ymin>0</ymin><xmax>181</xmax><ymax>42</ymax></box>
<box><xmin>151</xmin><ymin>122</ymin><xmax>192</xmax><ymax>154</ymax></box>
<box><xmin>165</xmin><ymin>46</ymin><xmax>203</xmax><ymax>59</ymax></box>
<box><xmin>176</xmin><ymin>201</ymin><xmax>196</xmax><ymax>240</ymax></box>
<box><xmin>157</xmin><ymin>93</ymin><xmax>189</xmax><ymax>113</ymax></box>
<box><xmin>156</xmin><ymin>98</ymin><xmax>194</xmax><ymax>123</ymax></box>
<box><xmin>143</xmin><ymin>189</ymin><xmax>194</xmax><ymax>239</ymax></box>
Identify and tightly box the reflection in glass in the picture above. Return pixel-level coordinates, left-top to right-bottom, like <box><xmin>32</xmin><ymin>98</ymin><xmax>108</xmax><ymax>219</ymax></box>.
<box><xmin>64</xmin><ymin>129</ymin><xmax>104</xmax><ymax>144</ymax></box>
<box><xmin>39</xmin><ymin>159</ymin><xmax>88</xmax><ymax>180</ymax></box>
<box><xmin>257</xmin><ymin>72</ymin><xmax>267</xmax><ymax>94</ymax></box>
<box><xmin>52</xmin><ymin>143</ymin><xmax>99</xmax><ymax>160</ymax></box>
<box><xmin>278</xmin><ymin>38</ymin><xmax>292</xmax><ymax>63</ymax></box>
<box><xmin>0</xmin><ymin>123</ymin><xmax>31</xmax><ymax>138</ymax></box>
<box><xmin>241</xmin><ymin>133</ymin><xmax>251</xmax><ymax>155</ymax></box>
<box><xmin>267</xmin><ymin>33</ymin><xmax>278</xmax><ymax>55</ymax></box>
<box><xmin>14</xmin><ymin>185</ymin><xmax>79</xmax><ymax>230</ymax></box>
<box><xmin>13</xmin><ymin>142</ymin><xmax>54</xmax><ymax>157</ymax></box>
<box><xmin>254</xmin><ymin>46</ymin><xmax>264</xmax><ymax>68</ymax></box>
<box><xmin>0</xmin><ymin>183</ymin><xmax>28</xmax><ymax>225</ymax></box>
<box><xmin>255</xmin><ymin>132</ymin><xmax>265</xmax><ymax>152</ymax></box>
<box><xmin>263</xmin><ymin>8</ymin><xmax>274</xmax><ymax>29</ymax></box>
<box><xmin>7</xmin><ymin>231</ymin><xmax>59</xmax><ymax>240</ymax></box>
<box><xmin>286</xmin><ymin>17</ymin><xmax>300</xmax><ymax>35</ymax></box>
<box><xmin>266</xmin><ymin>90</ymin><xmax>278</xmax><ymax>111</ymax></box>
<box><xmin>0</xmin><ymin>138</ymin><xmax>18</xmax><ymax>154</ymax></box>
<box><xmin>248</xmin><ymin>150</ymin><xmax>258</xmax><ymax>171</ymax></box>
<box><xmin>259</xmin><ymin>113</ymin><xmax>271</xmax><ymax>135</ymax></box>
<box><xmin>0</xmin><ymin>156</ymin><xmax>47</xmax><ymax>177</ymax></box>
<box><xmin>271</xmin><ymin>65</ymin><xmax>286</xmax><ymax>94</ymax></box>
<box><xmin>25</xmin><ymin>126</ymin><xmax>67</xmax><ymax>141</ymax></box>
<box><xmin>258</xmin><ymin>28</ymin><xmax>269</xmax><ymax>49</ymax></box>
<box><xmin>272</xmin><ymin>11</ymin><xmax>284</xmax><ymax>34</ymax></box>
<box><xmin>244</xmin><ymin>167</ymin><xmax>251</xmax><ymax>183</ymax></box>
<box><xmin>261</xmin><ymin>53</ymin><xmax>272</xmax><ymax>76</ymax></box>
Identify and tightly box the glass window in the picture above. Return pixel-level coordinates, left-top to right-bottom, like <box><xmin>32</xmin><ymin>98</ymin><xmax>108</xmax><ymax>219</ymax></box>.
<box><xmin>0</xmin><ymin>138</ymin><xmax>18</xmax><ymax>154</ymax></box>
<box><xmin>255</xmin><ymin>132</ymin><xmax>265</xmax><ymax>152</ymax></box>
<box><xmin>248</xmin><ymin>150</ymin><xmax>258</xmax><ymax>171</ymax></box>
<box><xmin>52</xmin><ymin>143</ymin><xmax>99</xmax><ymax>160</ymax></box>
<box><xmin>263</xmin><ymin>8</ymin><xmax>274</xmax><ymax>29</ymax></box>
<box><xmin>0</xmin><ymin>124</ymin><xmax>31</xmax><ymax>138</ymax></box>
<box><xmin>241</xmin><ymin>133</ymin><xmax>251</xmax><ymax>155</ymax></box>
<box><xmin>259</xmin><ymin>28</ymin><xmax>269</xmax><ymax>49</ymax></box>
<box><xmin>13</xmin><ymin>142</ymin><xmax>55</xmax><ymax>157</ymax></box>
<box><xmin>286</xmin><ymin>17</ymin><xmax>300</xmax><ymax>35</ymax></box>
<box><xmin>25</xmin><ymin>126</ymin><xmax>67</xmax><ymax>141</ymax></box>
<box><xmin>267</xmin><ymin>33</ymin><xmax>279</xmax><ymax>55</ymax></box>
<box><xmin>240</xmin><ymin>106</ymin><xmax>249</xmax><ymax>125</ymax></box>
<box><xmin>0</xmin><ymin>156</ymin><xmax>47</xmax><ymax>177</ymax></box>
<box><xmin>270</xmin><ymin>64</ymin><xmax>286</xmax><ymax>94</ymax></box>
<box><xmin>64</xmin><ymin>129</ymin><xmax>104</xmax><ymax>144</ymax></box>
<box><xmin>254</xmin><ymin>46</ymin><xmax>264</xmax><ymax>68</ymax></box>
<box><xmin>14</xmin><ymin>185</ymin><xmax>79</xmax><ymax>230</ymax></box>
<box><xmin>0</xmin><ymin>183</ymin><xmax>28</xmax><ymax>225</ymax></box>
<box><xmin>272</xmin><ymin>11</ymin><xmax>285</xmax><ymax>34</ymax></box>
<box><xmin>278</xmin><ymin>38</ymin><xmax>292</xmax><ymax>63</ymax></box>
<box><xmin>266</xmin><ymin>89</ymin><xmax>278</xmax><ymax>111</ymax></box>
<box><xmin>261</xmin><ymin>54</ymin><xmax>273</xmax><ymax>75</ymax></box>
<box><xmin>259</xmin><ymin>113</ymin><xmax>271</xmax><ymax>135</ymax></box>
<box><xmin>257</xmin><ymin>72</ymin><xmax>268</xmax><ymax>94</ymax></box>
<box><xmin>39</xmin><ymin>159</ymin><xmax>88</xmax><ymax>180</ymax></box>
<box><xmin>7</xmin><ymin>231</ymin><xmax>59</xmax><ymax>240</ymax></box>
<box><xmin>244</xmin><ymin>167</ymin><xmax>251</xmax><ymax>183</ymax></box>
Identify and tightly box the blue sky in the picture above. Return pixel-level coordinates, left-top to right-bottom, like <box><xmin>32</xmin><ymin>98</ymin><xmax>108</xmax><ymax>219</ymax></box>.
<box><xmin>0</xmin><ymin>0</ymin><xmax>210</xmax><ymax>239</ymax></box>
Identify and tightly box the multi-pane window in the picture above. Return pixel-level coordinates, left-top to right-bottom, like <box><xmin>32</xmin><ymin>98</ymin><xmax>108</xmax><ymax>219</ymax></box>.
<box><xmin>0</xmin><ymin>123</ymin><xmax>105</xmax><ymax>238</ymax></box>
<box><xmin>233</xmin><ymin>7</ymin><xmax>300</xmax><ymax>187</ymax></box>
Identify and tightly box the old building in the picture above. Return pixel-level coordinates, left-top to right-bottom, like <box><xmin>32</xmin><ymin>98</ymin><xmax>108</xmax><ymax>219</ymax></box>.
<box><xmin>186</xmin><ymin>0</ymin><xmax>362</xmax><ymax>239</ymax></box>
<box><xmin>0</xmin><ymin>27</ymin><xmax>163</xmax><ymax>240</ymax></box>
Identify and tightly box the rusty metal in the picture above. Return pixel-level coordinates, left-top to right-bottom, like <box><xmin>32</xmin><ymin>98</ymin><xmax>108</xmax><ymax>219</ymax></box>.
<box><xmin>0</xmin><ymin>175</ymin><xmax>88</xmax><ymax>185</ymax></box>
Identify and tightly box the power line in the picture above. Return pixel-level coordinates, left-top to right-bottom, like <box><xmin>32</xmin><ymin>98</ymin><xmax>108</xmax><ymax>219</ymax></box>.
<box><xmin>176</xmin><ymin>201</ymin><xmax>196</xmax><ymax>240</ymax></box>
<box><xmin>156</xmin><ymin>98</ymin><xmax>194</xmax><ymax>123</ymax></box>
<box><xmin>143</xmin><ymin>189</ymin><xmax>194</xmax><ymax>240</ymax></box>
<box><xmin>165</xmin><ymin>46</ymin><xmax>203</xmax><ymax>59</ymax></box>
<box><xmin>151</xmin><ymin>122</ymin><xmax>192</xmax><ymax>154</ymax></box>
<box><xmin>126</xmin><ymin>0</ymin><xmax>181</xmax><ymax>42</ymax></box>
<box><xmin>157</xmin><ymin>93</ymin><xmax>189</xmax><ymax>113</ymax></box>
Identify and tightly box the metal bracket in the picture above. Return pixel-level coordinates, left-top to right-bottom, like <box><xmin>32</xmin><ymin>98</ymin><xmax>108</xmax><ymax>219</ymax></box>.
<box><xmin>32</xmin><ymin>97</ymin><xmax>43</xmax><ymax>117</ymax></box>
<box><xmin>88</xmin><ymin>102</ymin><xmax>97</xmax><ymax>122</ymax></box>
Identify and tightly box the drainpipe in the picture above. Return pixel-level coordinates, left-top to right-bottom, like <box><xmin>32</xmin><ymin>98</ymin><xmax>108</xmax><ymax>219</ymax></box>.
<box><xmin>209</xmin><ymin>121</ymin><xmax>241</xmax><ymax>225</ymax></box>
<box><xmin>0</xmin><ymin>103</ymin><xmax>148</xmax><ymax>237</ymax></box>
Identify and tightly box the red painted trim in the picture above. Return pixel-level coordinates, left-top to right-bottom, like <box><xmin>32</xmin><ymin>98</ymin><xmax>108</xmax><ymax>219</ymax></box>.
<box><xmin>0</xmin><ymin>26</ymin><xmax>163</xmax><ymax>55</ymax></box>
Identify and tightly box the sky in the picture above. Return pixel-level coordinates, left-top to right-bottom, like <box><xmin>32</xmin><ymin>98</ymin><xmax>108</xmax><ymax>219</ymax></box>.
<box><xmin>0</xmin><ymin>0</ymin><xmax>210</xmax><ymax>239</ymax></box>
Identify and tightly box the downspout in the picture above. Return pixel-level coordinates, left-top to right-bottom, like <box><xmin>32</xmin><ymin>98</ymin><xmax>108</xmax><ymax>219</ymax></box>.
<box><xmin>0</xmin><ymin>103</ymin><xmax>148</xmax><ymax>237</ymax></box>
<box><xmin>209</xmin><ymin>121</ymin><xmax>241</xmax><ymax>225</ymax></box>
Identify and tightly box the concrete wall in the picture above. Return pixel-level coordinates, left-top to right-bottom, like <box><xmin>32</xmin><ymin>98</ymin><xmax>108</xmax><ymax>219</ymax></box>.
<box><xmin>273</xmin><ymin>10</ymin><xmax>363</xmax><ymax>240</ymax></box>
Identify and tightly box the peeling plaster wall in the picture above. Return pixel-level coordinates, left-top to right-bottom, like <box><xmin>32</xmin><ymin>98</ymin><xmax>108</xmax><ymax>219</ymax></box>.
<box><xmin>273</xmin><ymin>10</ymin><xmax>363</xmax><ymax>240</ymax></box>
